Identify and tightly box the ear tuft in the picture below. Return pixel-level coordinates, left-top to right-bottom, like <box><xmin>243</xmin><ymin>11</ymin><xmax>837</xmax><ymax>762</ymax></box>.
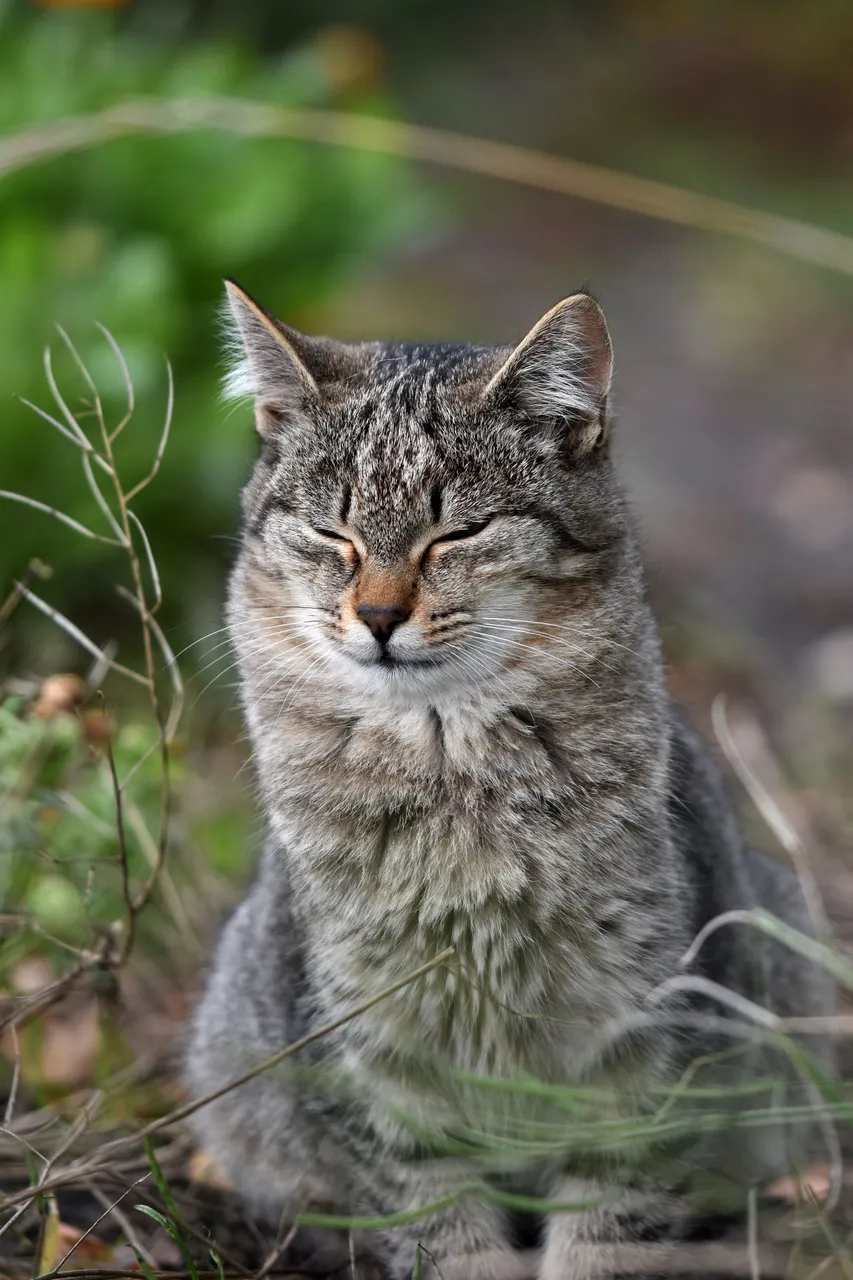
<box><xmin>221</xmin><ymin>280</ymin><xmax>317</xmax><ymax>414</ymax></box>
<box><xmin>483</xmin><ymin>294</ymin><xmax>613</xmax><ymax>452</ymax></box>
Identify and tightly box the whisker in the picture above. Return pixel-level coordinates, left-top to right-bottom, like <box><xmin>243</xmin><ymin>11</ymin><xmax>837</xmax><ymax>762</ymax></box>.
<box><xmin>250</xmin><ymin>649</ymin><xmax>316</xmax><ymax>706</ymax></box>
<box><xmin>170</xmin><ymin>624</ymin><xmax>234</xmax><ymax>661</ymax></box>
<box><xmin>479</xmin><ymin>615</ymin><xmax>649</xmax><ymax>665</ymax></box>
<box><xmin>191</xmin><ymin>635</ymin><xmax>309</xmax><ymax>707</ymax></box>
<box><xmin>473</xmin><ymin>624</ymin><xmax>605</xmax><ymax>688</ymax></box>
<box><xmin>475</xmin><ymin>620</ymin><xmax>632</xmax><ymax>678</ymax></box>
<box><xmin>275</xmin><ymin>651</ymin><xmax>335</xmax><ymax>724</ymax></box>
<box><xmin>447</xmin><ymin>645</ymin><xmax>533</xmax><ymax>717</ymax></box>
<box><xmin>172</xmin><ymin>606</ymin><xmax>330</xmax><ymax>664</ymax></box>
<box><xmin>191</xmin><ymin>627</ymin><xmax>304</xmax><ymax>684</ymax></box>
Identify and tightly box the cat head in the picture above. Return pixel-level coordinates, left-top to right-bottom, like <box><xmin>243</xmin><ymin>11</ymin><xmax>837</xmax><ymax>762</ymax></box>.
<box><xmin>224</xmin><ymin>282</ymin><xmax>633</xmax><ymax>705</ymax></box>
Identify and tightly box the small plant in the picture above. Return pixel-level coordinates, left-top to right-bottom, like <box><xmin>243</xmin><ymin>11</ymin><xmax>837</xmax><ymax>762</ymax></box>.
<box><xmin>0</xmin><ymin>325</ymin><xmax>181</xmax><ymax>1056</ymax></box>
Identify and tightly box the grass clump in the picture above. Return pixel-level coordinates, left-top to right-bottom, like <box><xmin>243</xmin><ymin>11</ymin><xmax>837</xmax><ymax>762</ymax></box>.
<box><xmin>0</xmin><ymin>328</ymin><xmax>849</xmax><ymax>1280</ymax></box>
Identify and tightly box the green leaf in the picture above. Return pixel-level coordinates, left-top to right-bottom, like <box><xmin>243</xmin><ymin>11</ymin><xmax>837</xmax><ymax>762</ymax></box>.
<box><xmin>135</xmin><ymin>1204</ymin><xmax>174</xmax><ymax>1232</ymax></box>
<box><xmin>135</xmin><ymin>1205</ymin><xmax>198</xmax><ymax>1280</ymax></box>
<box><xmin>143</xmin><ymin>1135</ymin><xmax>178</xmax><ymax>1215</ymax></box>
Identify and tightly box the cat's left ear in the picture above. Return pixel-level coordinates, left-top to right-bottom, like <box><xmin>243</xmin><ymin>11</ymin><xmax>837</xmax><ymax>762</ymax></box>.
<box><xmin>482</xmin><ymin>295</ymin><xmax>613</xmax><ymax>453</ymax></box>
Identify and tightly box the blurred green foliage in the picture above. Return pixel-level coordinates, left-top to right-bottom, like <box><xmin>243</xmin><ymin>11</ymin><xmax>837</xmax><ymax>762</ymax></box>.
<box><xmin>0</xmin><ymin>4</ymin><xmax>429</xmax><ymax>671</ymax></box>
<box><xmin>0</xmin><ymin>694</ymin><xmax>167</xmax><ymax>965</ymax></box>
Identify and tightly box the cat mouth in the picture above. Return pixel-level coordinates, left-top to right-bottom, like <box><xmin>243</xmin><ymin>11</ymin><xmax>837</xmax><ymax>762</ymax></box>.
<box><xmin>382</xmin><ymin>653</ymin><xmax>442</xmax><ymax>669</ymax></box>
<box><xmin>361</xmin><ymin>652</ymin><xmax>444</xmax><ymax>671</ymax></box>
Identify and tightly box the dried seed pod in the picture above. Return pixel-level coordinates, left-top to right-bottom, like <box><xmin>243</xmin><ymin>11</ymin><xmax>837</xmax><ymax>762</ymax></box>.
<box><xmin>81</xmin><ymin>708</ymin><xmax>114</xmax><ymax>745</ymax></box>
<box><xmin>33</xmin><ymin>673</ymin><xmax>86</xmax><ymax>719</ymax></box>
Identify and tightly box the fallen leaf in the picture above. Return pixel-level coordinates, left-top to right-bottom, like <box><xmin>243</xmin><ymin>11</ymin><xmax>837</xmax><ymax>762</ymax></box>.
<box><xmin>53</xmin><ymin>1220</ymin><xmax>116</xmax><ymax>1268</ymax></box>
<box><xmin>38</xmin><ymin>1197</ymin><xmax>60</xmax><ymax>1274</ymax></box>
<box><xmin>2</xmin><ymin>990</ymin><xmax>101</xmax><ymax>1092</ymax></box>
<box><xmin>40</xmin><ymin>999</ymin><xmax>101</xmax><ymax>1086</ymax></box>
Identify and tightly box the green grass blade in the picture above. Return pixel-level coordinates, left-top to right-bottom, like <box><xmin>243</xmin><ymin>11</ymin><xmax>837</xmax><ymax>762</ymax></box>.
<box><xmin>136</xmin><ymin>1205</ymin><xmax>198</xmax><ymax>1280</ymax></box>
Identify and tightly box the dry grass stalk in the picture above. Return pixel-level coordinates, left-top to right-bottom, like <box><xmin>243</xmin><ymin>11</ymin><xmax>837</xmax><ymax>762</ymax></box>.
<box><xmin>1</xmin><ymin>99</ymin><xmax>853</xmax><ymax>277</ymax></box>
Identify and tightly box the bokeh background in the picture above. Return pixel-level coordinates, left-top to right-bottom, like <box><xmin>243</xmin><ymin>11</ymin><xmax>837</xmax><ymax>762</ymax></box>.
<box><xmin>1</xmin><ymin>3</ymin><xmax>853</xmax><ymax>1255</ymax></box>
<box><xmin>3</xmin><ymin>0</ymin><xmax>853</xmax><ymax>703</ymax></box>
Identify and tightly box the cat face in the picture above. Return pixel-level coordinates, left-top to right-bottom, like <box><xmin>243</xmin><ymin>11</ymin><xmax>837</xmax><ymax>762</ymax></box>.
<box><xmin>225</xmin><ymin>285</ymin><xmax>629</xmax><ymax>703</ymax></box>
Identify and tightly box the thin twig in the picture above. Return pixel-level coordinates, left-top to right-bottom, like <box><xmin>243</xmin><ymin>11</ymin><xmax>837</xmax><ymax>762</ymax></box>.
<box><xmin>126</xmin><ymin>512</ymin><xmax>162</xmax><ymax>613</ymax></box>
<box><xmin>95</xmin><ymin>323</ymin><xmax>135</xmax><ymax>440</ymax></box>
<box><xmin>0</xmin><ymin>560</ymin><xmax>50</xmax><ymax>632</ymax></box>
<box><xmin>3</xmin><ymin>1026</ymin><xmax>21</xmax><ymax>1125</ymax></box>
<box><xmin>81</xmin><ymin>451</ymin><xmax>125</xmax><ymax>544</ymax></box>
<box><xmin>55</xmin><ymin>324</ymin><xmax>100</xmax><ymax>403</ymax></box>
<box><xmin>647</xmin><ymin>972</ymin><xmax>843</xmax><ymax>1213</ymax></box>
<box><xmin>15</xmin><ymin>584</ymin><xmax>147</xmax><ymax>685</ymax></box>
<box><xmin>253</xmin><ymin>1215</ymin><xmax>301</xmax><ymax>1280</ymax></box>
<box><xmin>712</xmin><ymin>695</ymin><xmax>831</xmax><ymax>943</ymax></box>
<box><xmin>0</xmin><ymin>957</ymin><xmax>90</xmax><ymax>1035</ymax></box>
<box><xmin>3</xmin><ymin>99</ymin><xmax>853</xmax><ymax>276</ymax></box>
<box><xmin>646</xmin><ymin>973</ymin><xmax>781</xmax><ymax>1028</ymax></box>
<box><xmin>86</xmin><ymin>637</ymin><xmax>119</xmax><ymax>691</ymax></box>
<box><xmin>125</xmin><ymin>358</ymin><xmax>173</xmax><ymax>502</ymax></box>
<box><xmin>5</xmin><ymin>323</ymin><xmax>177</xmax><ymax>1054</ymax></box>
<box><xmin>0</xmin><ymin>1094</ymin><xmax>104</xmax><ymax>1240</ymax></box>
<box><xmin>15</xmin><ymin>395</ymin><xmax>97</xmax><ymax>453</ymax></box>
<box><xmin>42</xmin><ymin>345</ymin><xmax>90</xmax><ymax>449</ymax></box>
<box><xmin>138</xmin><ymin>947</ymin><xmax>454</xmax><ymax>1137</ymax></box>
<box><xmin>27</xmin><ymin>1271</ymin><xmax>315</xmax><ymax>1280</ymax></box>
<box><xmin>84</xmin><ymin>341</ymin><xmax>172</xmax><ymax>918</ymax></box>
<box><xmin>86</xmin><ymin>1179</ymin><xmax>157</xmax><ymax>1271</ymax></box>
<box><xmin>0</xmin><ymin>491</ymin><xmax>122</xmax><ymax>545</ymax></box>
<box><xmin>116</xmin><ymin>585</ymin><xmax>183</xmax><ymax>744</ymax></box>
<box><xmin>0</xmin><ymin>1125</ymin><xmax>47</xmax><ymax>1166</ymax></box>
<box><xmin>748</xmin><ymin>1186</ymin><xmax>761</xmax><ymax>1280</ymax></box>
<box><xmin>100</xmin><ymin>696</ymin><xmax>135</xmax><ymax>963</ymax></box>
<box><xmin>47</xmin><ymin>1173</ymin><xmax>151</xmax><ymax>1276</ymax></box>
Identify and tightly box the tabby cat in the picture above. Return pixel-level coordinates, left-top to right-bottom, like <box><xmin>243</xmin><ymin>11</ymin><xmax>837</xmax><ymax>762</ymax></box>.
<box><xmin>187</xmin><ymin>282</ymin><xmax>831</xmax><ymax>1279</ymax></box>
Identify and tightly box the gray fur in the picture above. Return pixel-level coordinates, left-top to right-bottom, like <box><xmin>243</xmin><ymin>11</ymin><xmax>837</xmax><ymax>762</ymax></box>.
<box><xmin>188</xmin><ymin>284</ymin><xmax>833</xmax><ymax>1280</ymax></box>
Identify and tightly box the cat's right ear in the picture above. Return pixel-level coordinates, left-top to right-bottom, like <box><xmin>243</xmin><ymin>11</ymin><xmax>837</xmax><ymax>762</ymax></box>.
<box><xmin>222</xmin><ymin>280</ymin><xmax>319</xmax><ymax>437</ymax></box>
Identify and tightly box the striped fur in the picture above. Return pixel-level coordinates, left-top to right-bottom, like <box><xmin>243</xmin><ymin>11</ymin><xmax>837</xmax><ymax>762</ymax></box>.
<box><xmin>188</xmin><ymin>285</ymin><xmax>832</xmax><ymax>1280</ymax></box>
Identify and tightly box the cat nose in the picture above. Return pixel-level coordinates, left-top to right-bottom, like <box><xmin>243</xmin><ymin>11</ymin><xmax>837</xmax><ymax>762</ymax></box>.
<box><xmin>356</xmin><ymin>604</ymin><xmax>410</xmax><ymax>647</ymax></box>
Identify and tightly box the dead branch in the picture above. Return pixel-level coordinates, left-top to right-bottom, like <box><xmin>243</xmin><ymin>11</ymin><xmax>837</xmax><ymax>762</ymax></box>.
<box><xmin>2</xmin><ymin>100</ymin><xmax>853</xmax><ymax>278</ymax></box>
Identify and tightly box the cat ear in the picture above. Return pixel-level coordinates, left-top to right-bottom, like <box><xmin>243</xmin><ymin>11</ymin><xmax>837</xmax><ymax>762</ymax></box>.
<box><xmin>482</xmin><ymin>294</ymin><xmax>613</xmax><ymax>452</ymax></box>
<box><xmin>223</xmin><ymin>279</ymin><xmax>316</xmax><ymax>401</ymax></box>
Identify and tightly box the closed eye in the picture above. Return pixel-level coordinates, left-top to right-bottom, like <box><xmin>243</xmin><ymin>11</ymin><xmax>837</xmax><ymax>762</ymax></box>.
<box><xmin>311</xmin><ymin>527</ymin><xmax>359</xmax><ymax>563</ymax></box>
<box><xmin>430</xmin><ymin>518</ymin><xmax>493</xmax><ymax>546</ymax></box>
<box><xmin>313</xmin><ymin>527</ymin><xmax>351</xmax><ymax>543</ymax></box>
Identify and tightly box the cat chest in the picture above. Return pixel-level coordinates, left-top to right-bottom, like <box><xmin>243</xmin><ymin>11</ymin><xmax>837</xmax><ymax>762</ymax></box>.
<box><xmin>286</xmin><ymin>799</ymin><xmax>548</xmax><ymax>933</ymax></box>
<box><xmin>277</xmin><ymin>726</ymin><xmax>572</xmax><ymax>911</ymax></box>
<box><xmin>304</xmin><ymin>870</ymin><xmax>578</xmax><ymax>1081</ymax></box>
<box><xmin>281</xmin><ymin>804</ymin><xmax>627</xmax><ymax>1072</ymax></box>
